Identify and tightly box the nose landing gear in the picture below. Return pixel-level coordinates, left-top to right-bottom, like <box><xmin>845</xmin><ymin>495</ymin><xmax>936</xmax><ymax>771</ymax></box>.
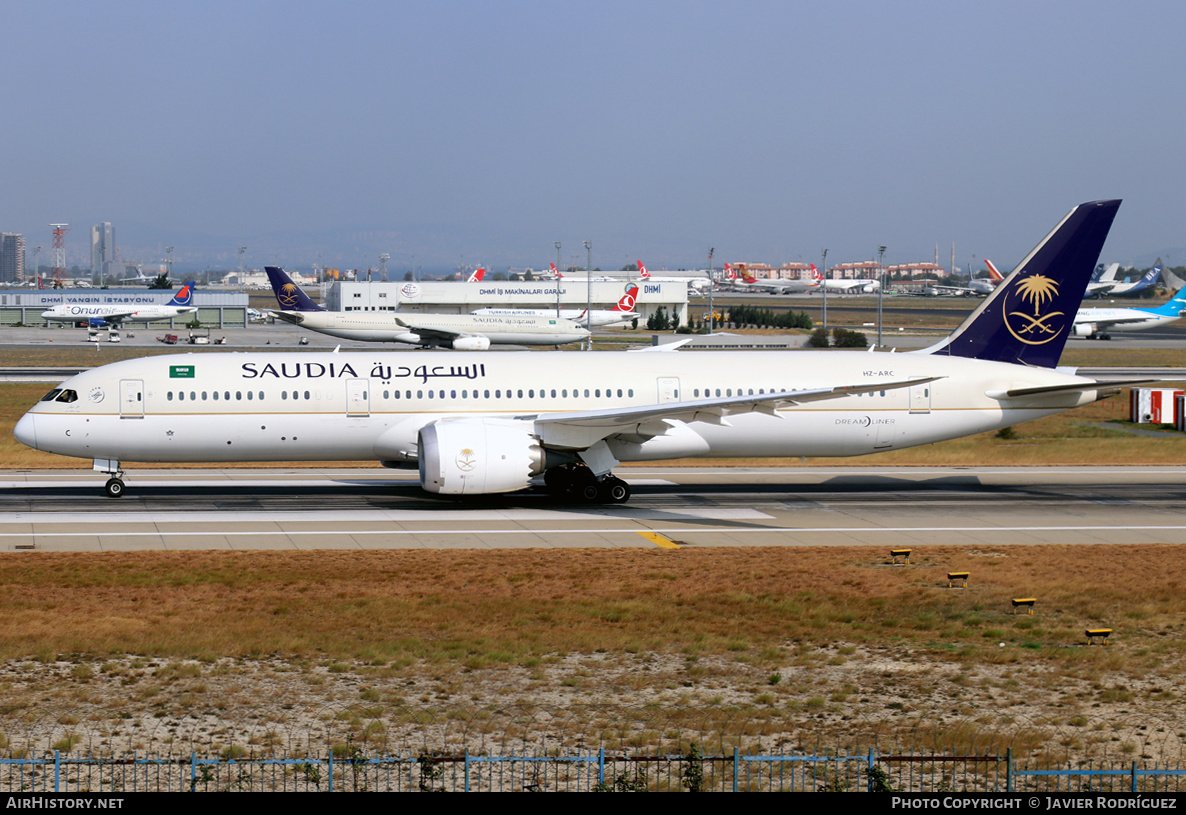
<box><xmin>94</xmin><ymin>459</ymin><xmax>125</xmax><ymax>499</ymax></box>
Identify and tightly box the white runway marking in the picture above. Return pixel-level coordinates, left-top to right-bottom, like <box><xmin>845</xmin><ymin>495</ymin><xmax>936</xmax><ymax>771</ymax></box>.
<box><xmin>2</xmin><ymin>525</ymin><xmax>1185</xmax><ymax>541</ymax></box>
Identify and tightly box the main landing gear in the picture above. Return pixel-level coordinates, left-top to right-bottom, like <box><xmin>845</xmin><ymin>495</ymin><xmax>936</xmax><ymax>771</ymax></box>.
<box><xmin>95</xmin><ymin>459</ymin><xmax>126</xmax><ymax>499</ymax></box>
<box><xmin>543</xmin><ymin>464</ymin><xmax>631</xmax><ymax>504</ymax></box>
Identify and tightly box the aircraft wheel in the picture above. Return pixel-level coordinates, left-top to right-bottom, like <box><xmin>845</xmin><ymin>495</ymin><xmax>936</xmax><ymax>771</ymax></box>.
<box><xmin>601</xmin><ymin>477</ymin><xmax>630</xmax><ymax>504</ymax></box>
<box><xmin>104</xmin><ymin>478</ymin><xmax>125</xmax><ymax>499</ymax></box>
<box><xmin>579</xmin><ymin>483</ymin><xmax>601</xmax><ymax>503</ymax></box>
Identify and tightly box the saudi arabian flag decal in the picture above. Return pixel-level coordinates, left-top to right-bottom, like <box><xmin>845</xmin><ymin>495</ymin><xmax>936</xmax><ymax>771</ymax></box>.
<box><xmin>169</xmin><ymin>365</ymin><xmax>195</xmax><ymax>379</ymax></box>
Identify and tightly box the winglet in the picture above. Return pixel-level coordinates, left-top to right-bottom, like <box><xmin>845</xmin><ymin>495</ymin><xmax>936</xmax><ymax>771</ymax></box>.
<box><xmin>265</xmin><ymin>267</ymin><xmax>325</xmax><ymax>312</ymax></box>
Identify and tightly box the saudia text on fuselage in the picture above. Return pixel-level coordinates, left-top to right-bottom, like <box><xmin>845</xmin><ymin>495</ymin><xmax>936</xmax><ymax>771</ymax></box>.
<box><xmin>239</xmin><ymin>361</ymin><xmax>487</xmax><ymax>385</ymax></box>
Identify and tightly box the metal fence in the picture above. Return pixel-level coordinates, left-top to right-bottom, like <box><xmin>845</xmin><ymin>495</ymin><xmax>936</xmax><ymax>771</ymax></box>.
<box><xmin>4</xmin><ymin>749</ymin><xmax>1186</xmax><ymax>792</ymax></box>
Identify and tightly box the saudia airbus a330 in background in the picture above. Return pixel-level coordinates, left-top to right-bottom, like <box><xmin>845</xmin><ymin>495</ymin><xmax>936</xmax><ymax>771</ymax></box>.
<box><xmin>16</xmin><ymin>200</ymin><xmax>1146</xmax><ymax>502</ymax></box>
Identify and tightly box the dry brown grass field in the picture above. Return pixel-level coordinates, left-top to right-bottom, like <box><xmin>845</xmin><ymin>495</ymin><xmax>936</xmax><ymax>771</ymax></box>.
<box><xmin>0</xmin><ymin>546</ymin><xmax>1182</xmax><ymax>756</ymax></box>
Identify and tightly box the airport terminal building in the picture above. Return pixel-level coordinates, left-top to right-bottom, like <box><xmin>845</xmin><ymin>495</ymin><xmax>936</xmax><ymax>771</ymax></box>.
<box><xmin>0</xmin><ymin>289</ymin><xmax>249</xmax><ymax>327</ymax></box>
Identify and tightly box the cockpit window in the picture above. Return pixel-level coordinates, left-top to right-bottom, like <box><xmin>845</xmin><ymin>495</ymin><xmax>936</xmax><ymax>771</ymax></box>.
<box><xmin>55</xmin><ymin>390</ymin><xmax>78</xmax><ymax>403</ymax></box>
<box><xmin>40</xmin><ymin>389</ymin><xmax>62</xmax><ymax>402</ymax></box>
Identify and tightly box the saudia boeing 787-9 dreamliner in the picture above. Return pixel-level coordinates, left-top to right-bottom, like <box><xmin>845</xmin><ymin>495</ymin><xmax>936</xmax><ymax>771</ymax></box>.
<box><xmin>17</xmin><ymin>201</ymin><xmax>1145</xmax><ymax>502</ymax></box>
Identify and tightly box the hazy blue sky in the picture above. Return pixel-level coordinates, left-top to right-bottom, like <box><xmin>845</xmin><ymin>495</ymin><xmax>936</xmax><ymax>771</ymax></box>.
<box><xmin>2</xmin><ymin>1</ymin><xmax>1182</xmax><ymax>273</ymax></box>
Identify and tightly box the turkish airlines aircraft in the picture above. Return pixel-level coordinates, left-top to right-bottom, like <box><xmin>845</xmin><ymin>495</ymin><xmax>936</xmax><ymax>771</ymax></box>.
<box><xmin>472</xmin><ymin>284</ymin><xmax>639</xmax><ymax>327</ymax></box>
<box><xmin>811</xmin><ymin>265</ymin><xmax>880</xmax><ymax>293</ymax></box>
<box><xmin>40</xmin><ymin>282</ymin><xmax>199</xmax><ymax>327</ymax></box>
<box><xmin>18</xmin><ymin>201</ymin><xmax>1141</xmax><ymax>503</ymax></box>
<box><xmin>264</xmin><ymin>267</ymin><xmax>589</xmax><ymax>349</ymax></box>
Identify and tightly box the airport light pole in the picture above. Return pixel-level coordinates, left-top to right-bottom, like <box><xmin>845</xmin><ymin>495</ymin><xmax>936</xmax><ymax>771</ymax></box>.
<box><xmin>554</xmin><ymin>241</ymin><xmax>561</xmax><ymax>318</ymax></box>
<box><xmin>583</xmin><ymin>240</ymin><xmax>592</xmax><ymax>349</ymax></box>
<box><xmin>820</xmin><ymin>248</ymin><xmax>828</xmax><ymax>334</ymax></box>
<box><xmin>876</xmin><ymin>245</ymin><xmax>886</xmax><ymax>348</ymax></box>
<box><xmin>707</xmin><ymin>247</ymin><xmax>715</xmax><ymax>335</ymax></box>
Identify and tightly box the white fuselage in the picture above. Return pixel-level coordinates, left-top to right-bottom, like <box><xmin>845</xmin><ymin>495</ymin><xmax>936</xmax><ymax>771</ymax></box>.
<box><xmin>818</xmin><ymin>279</ymin><xmax>881</xmax><ymax>293</ymax></box>
<box><xmin>271</xmin><ymin>310</ymin><xmax>590</xmax><ymax>345</ymax></box>
<box><xmin>1073</xmin><ymin>306</ymin><xmax>1178</xmax><ymax>333</ymax></box>
<box><xmin>41</xmin><ymin>304</ymin><xmax>197</xmax><ymax>324</ymax></box>
<box><xmin>17</xmin><ymin>349</ymin><xmax>1095</xmax><ymax>466</ymax></box>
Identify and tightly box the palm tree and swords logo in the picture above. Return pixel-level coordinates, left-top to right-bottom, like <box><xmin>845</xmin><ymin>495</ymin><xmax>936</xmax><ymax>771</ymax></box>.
<box><xmin>1003</xmin><ymin>273</ymin><xmax>1065</xmax><ymax>345</ymax></box>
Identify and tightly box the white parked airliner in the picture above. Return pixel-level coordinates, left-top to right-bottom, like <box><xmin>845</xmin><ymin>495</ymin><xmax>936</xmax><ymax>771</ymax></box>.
<box><xmin>17</xmin><ymin>201</ymin><xmax>1142</xmax><ymax>503</ymax></box>
<box><xmin>40</xmin><ymin>282</ymin><xmax>198</xmax><ymax>327</ymax></box>
<box><xmin>471</xmin><ymin>284</ymin><xmax>639</xmax><ymax>327</ymax></box>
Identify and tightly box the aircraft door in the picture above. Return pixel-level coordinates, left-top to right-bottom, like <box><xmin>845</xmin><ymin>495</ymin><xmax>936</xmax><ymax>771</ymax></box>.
<box><xmin>909</xmin><ymin>381</ymin><xmax>932</xmax><ymax>414</ymax></box>
<box><xmin>657</xmin><ymin>377</ymin><xmax>681</xmax><ymax>403</ymax></box>
<box><xmin>119</xmin><ymin>379</ymin><xmax>144</xmax><ymax>418</ymax></box>
<box><xmin>346</xmin><ymin>378</ymin><xmax>370</xmax><ymax>417</ymax></box>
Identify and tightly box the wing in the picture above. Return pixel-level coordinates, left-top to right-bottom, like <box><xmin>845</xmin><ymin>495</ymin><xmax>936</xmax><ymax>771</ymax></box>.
<box><xmin>393</xmin><ymin>318</ymin><xmax>468</xmax><ymax>343</ymax></box>
<box><xmin>531</xmin><ymin>376</ymin><xmax>941</xmax><ymax>450</ymax></box>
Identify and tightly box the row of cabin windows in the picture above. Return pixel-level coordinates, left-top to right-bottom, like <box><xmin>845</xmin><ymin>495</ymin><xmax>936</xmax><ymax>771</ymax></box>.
<box><xmin>161</xmin><ymin>388</ymin><xmax>638</xmax><ymax>403</ymax></box>
<box><xmin>167</xmin><ymin>391</ymin><xmax>267</xmax><ymax>401</ymax></box>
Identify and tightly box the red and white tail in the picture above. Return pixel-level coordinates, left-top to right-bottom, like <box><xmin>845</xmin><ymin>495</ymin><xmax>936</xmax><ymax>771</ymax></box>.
<box><xmin>615</xmin><ymin>284</ymin><xmax>639</xmax><ymax>312</ymax></box>
<box><xmin>550</xmin><ymin>262</ymin><xmax>563</xmax><ymax>279</ymax></box>
<box><xmin>37</xmin><ymin>277</ymin><xmax>45</xmax><ymax>290</ymax></box>
<box><xmin>724</xmin><ymin>263</ymin><xmax>737</xmax><ymax>280</ymax></box>
<box><xmin>985</xmin><ymin>260</ymin><xmax>1004</xmax><ymax>282</ymax></box>
<box><xmin>636</xmin><ymin>260</ymin><xmax>650</xmax><ymax>278</ymax></box>
<box><xmin>811</xmin><ymin>264</ymin><xmax>822</xmax><ymax>281</ymax></box>
<box><xmin>467</xmin><ymin>267</ymin><xmax>486</xmax><ymax>283</ymax></box>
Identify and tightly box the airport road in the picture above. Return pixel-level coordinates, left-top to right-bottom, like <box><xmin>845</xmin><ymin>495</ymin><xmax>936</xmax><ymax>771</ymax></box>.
<box><xmin>2</xmin><ymin>466</ymin><xmax>1185</xmax><ymax>552</ymax></box>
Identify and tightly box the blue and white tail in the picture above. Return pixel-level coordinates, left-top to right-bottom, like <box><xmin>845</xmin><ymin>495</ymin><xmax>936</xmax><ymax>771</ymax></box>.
<box><xmin>1143</xmin><ymin>285</ymin><xmax>1186</xmax><ymax>318</ymax></box>
<box><xmin>923</xmin><ymin>200</ymin><xmax>1121</xmax><ymax>368</ymax></box>
<box><xmin>167</xmin><ymin>282</ymin><xmax>197</xmax><ymax>307</ymax></box>
<box><xmin>265</xmin><ymin>267</ymin><xmax>325</xmax><ymax>312</ymax></box>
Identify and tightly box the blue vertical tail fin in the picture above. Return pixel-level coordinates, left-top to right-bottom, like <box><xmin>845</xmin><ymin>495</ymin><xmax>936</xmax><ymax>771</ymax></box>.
<box><xmin>265</xmin><ymin>267</ymin><xmax>325</xmax><ymax>312</ymax></box>
<box><xmin>1145</xmin><ymin>285</ymin><xmax>1186</xmax><ymax>317</ymax></box>
<box><xmin>922</xmin><ymin>200</ymin><xmax>1121</xmax><ymax>368</ymax></box>
<box><xmin>167</xmin><ymin>282</ymin><xmax>197</xmax><ymax>307</ymax></box>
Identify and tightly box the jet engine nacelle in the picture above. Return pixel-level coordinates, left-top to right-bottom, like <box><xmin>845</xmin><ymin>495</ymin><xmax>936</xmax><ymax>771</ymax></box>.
<box><xmin>451</xmin><ymin>336</ymin><xmax>492</xmax><ymax>351</ymax></box>
<box><xmin>1072</xmin><ymin>323</ymin><xmax>1096</xmax><ymax>337</ymax></box>
<box><xmin>418</xmin><ymin>418</ymin><xmax>543</xmax><ymax>494</ymax></box>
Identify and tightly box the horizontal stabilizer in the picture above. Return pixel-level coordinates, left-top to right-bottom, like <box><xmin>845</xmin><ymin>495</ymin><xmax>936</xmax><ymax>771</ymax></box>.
<box><xmin>986</xmin><ymin>379</ymin><xmax>1157</xmax><ymax>400</ymax></box>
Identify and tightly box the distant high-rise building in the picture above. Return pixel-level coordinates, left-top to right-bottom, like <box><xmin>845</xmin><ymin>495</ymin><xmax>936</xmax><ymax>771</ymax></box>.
<box><xmin>0</xmin><ymin>233</ymin><xmax>25</xmax><ymax>283</ymax></box>
<box><xmin>91</xmin><ymin>222</ymin><xmax>116</xmax><ymax>278</ymax></box>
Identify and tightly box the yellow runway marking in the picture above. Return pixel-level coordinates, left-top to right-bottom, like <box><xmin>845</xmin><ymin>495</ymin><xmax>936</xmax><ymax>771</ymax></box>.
<box><xmin>636</xmin><ymin>531</ymin><xmax>680</xmax><ymax>549</ymax></box>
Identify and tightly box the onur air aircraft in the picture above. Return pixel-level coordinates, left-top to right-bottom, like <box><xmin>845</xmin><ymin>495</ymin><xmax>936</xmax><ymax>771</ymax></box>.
<box><xmin>40</xmin><ymin>282</ymin><xmax>198</xmax><ymax>327</ymax></box>
<box><xmin>471</xmin><ymin>284</ymin><xmax>639</xmax><ymax>327</ymax></box>
<box><xmin>17</xmin><ymin>200</ymin><xmax>1144</xmax><ymax>502</ymax></box>
<box><xmin>264</xmin><ymin>267</ymin><xmax>589</xmax><ymax>349</ymax></box>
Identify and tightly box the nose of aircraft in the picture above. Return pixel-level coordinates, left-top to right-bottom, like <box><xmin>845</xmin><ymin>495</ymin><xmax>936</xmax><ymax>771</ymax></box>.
<box><xmin>13</xmin><ymin>413</ymin><xmax>36</xmax><ymax>450</ymax></box>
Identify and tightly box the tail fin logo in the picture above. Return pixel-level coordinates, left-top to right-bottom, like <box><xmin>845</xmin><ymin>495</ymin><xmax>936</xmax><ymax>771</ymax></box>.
<box><xmin>1003</xmin><ymin>273</ymin><xmax>1066</xmax><ymax>345</ymax></box>
<box><xmin>617</xmin><ymin>284</ymin><xmax>639</xmax><ymax>311</ymax></box>
<box><xmin>468</xmin><ymin>268</ymin><xmax>485</xmax><ymax>282</ymax></box>
<box><xmin>636</xmin><ymin>260</ymin><xmax>650</xmax><ymax>278</ymax></box>
<box><xmin>811</xmin><ymin>264</ymin><xmax>822</xmax><ymax>281</ymax></box>
<box><xmin>551</xmin><ymin>262</ymin><xmax>563</xmax><ymax>279</ymax></box>
<box><xmin>278</xmin><ymin>283</ymin><xmax>301</xmax><ymax>309</ymax></box>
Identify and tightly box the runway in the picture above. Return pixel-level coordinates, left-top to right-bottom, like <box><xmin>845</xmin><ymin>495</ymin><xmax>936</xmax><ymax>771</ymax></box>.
<box><xmin>3</xmin><ymin>466</ymin><xmax>1185</xmax><ymax>552</ymax></box>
